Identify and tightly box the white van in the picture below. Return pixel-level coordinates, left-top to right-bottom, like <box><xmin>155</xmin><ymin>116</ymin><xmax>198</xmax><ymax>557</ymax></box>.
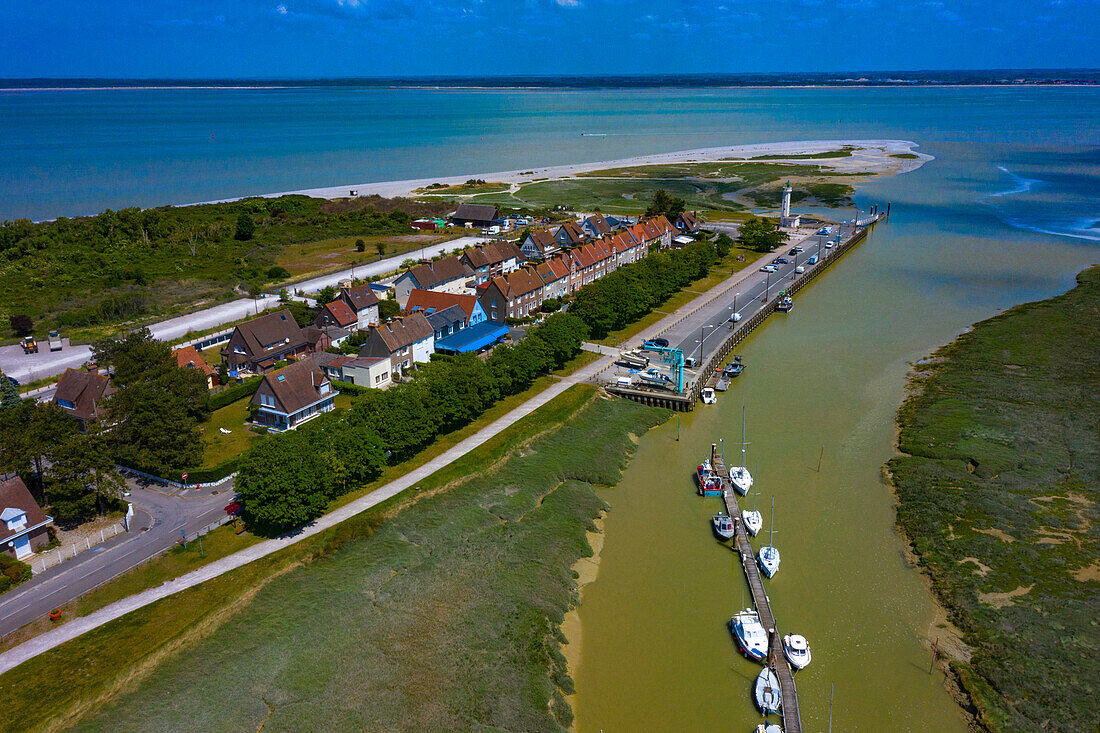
<box><xmin>616</xmin><ymin>376</ymin><xmax>634</xmax><ymax>387</ymax></box>
<box><xmin>795</xmin><ymin>265</ymin><xmax>805</xmax><ymax>274</ymax></box>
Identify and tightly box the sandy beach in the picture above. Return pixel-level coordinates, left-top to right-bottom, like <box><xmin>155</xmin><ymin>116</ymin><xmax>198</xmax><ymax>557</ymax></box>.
<box><xmin>194</xmin><ymin>139</ymin><xmax>931</xmax><ymax>206</ymax></box>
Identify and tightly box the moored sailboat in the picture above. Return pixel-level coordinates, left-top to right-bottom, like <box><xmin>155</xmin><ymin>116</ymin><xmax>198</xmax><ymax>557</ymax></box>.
<box><xmin>758</xmin><ymin>497</ymin><xmax>781</xmax><ymax>578</ymax></box>
<box><xmin>742</xmin><ymin>487</ymin><xmax>763</xmax><ymax>536</ymax></box>
<box><xmin>754</xmin><ymin>666</ymin><xmax>782</xmax><ymax>714</ymax></box>
<box><xmin>729</xmin><ymin>406</ymin><xmax>753</xmax><ymax>495</ymax></box>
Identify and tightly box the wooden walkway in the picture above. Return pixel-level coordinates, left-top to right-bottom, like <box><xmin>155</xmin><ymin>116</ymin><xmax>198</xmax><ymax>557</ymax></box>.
<box><xmin>713</xmin><ymin>446</ymin><xmax>803</xmax><ymax>733</ymax></box>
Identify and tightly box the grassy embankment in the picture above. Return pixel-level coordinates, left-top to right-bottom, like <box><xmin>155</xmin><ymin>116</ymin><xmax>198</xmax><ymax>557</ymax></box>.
<box><xmin>888</xmin><ymin>266</ymin><xmax>1100</xmax><ymax>732</ymax></box>
<box><xmin>0</xmin><ymin>386</ymin><xmax>668</xmax><ymax>732</ymax></box>
<box><xmin>460</xmin><ymin>161</ymin><xmax>871</xmax><ymax>214</ymax></box>
<box><xmin>0</xmin><ymin>349</ymin><xmax>600</xmax><ymax>654</ymax></box>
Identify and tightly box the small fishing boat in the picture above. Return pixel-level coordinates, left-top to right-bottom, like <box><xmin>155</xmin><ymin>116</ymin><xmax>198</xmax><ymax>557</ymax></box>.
<box><xmin>715</xmin><ymin>373</ymin><xmax>732</xmax><ymax>391</ymax></box>
<box><xmin>729</xmin><ymin>406</ymin><xmax>753</xmax><ymax>495</ymax></box>
<box><xmin>754</xmin><ymin>666</ymin><xmax>782</xmax><ymax>714</ymax></box>
<box><xmin>754</xmin><ymin>724</ymin><xmax>782</xmax><ymax>733</ymax></box>
<box><xmin>724</xmin><ymin>356</ymin><xmax>745</xmax><ymax>378</ymax></box>
<box><xmin>729</xmin><ymin>609</ymin><xmax>769</xmax><ymax>662</ymax></box>
<box><xmin>758</xmin><ymin>497</ymin><xmax>781</xmax><ymax>578</ymax></box>
<box><xmin>695</xmin><ymin>462</ymin><xmax>723</xmax><ymax>497</ymax></box>
<box><xmin>776</xmin><ymin>295</ymin><xmax>793</xmax><ymax>312</ymax></box>
<box><xmin>701</xmin><ymin>387</ymin><xmax>717</xmax><ymax>404</ymax></box>
<box><xmin>783</xmin><ymin>634</ymin><xmax>812</xmax><ymax>671</ymax></box>
<box><xmin>712</xmin><ymin>512</ymin><xmax>735</xmax><ymax>541</ymax></box>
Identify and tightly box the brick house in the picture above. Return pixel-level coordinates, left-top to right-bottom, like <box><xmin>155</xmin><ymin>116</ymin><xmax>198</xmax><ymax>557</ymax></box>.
<box><xmin>53</xmin><ymin>368</ymin><xmax>115</xmax><ymax>432</ymax></box>
<box><xmin>221</xmin><ymin>309</ymin><xmax>313</xmax><ymax>376</ymax></box>
<box><xmin>338</xmin><ymin>284</ymin><xmax>380</xmax><ymax>330</ymax></box>
<box><xmin>358</xmin><ymin>313</ymin><xmax>435</xmax><ymax>377</ymax></box>
<box><xmin>393</xmin><ymin>256</ymin><xmax>475</xmax><ymax>307</ymax></box>
<box><xmin>251</xmin><ymin>361</ymin><xmax>335</xmax><ymax>432</ymax></box>
<box><xmin>461</xmin><ymin>242</ymin><xmax>524</xmax><ymax>285</ymax></box>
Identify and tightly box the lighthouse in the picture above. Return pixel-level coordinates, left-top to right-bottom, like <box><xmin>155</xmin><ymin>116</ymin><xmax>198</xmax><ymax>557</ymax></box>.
<box><xmin>779</xmin><ymin>180</ymin><xmax>800</xmax><ymax>228</ymax></box>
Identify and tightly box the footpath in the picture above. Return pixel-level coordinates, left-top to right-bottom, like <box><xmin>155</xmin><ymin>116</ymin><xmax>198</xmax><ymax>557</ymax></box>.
<box><xmin>0</xmin><ymin>247</ymin><xmax>779</xmax><ymax>676</ymax></box>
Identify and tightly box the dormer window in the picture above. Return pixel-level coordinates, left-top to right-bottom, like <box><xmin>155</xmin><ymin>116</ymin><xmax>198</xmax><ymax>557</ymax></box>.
<box><xmin>58</xmin><ymin>399</ymin><xmax>75</xmax><ymax>410</ymax></box>
<box><xmin>2</xmin><ymin>507</ymin><xmax>27</xmax><ymax>531</ymax></box>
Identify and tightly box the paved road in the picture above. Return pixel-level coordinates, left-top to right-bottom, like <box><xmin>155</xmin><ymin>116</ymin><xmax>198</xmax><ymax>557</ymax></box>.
<box><xmin>0</xmin><ymin>481</ymin><xmax>232</xmax><ymax>637</ymax></box>
<box><xmin>0</xmin><ymin>236</ymin><xmax>483</xmax><ymax>384</ymax></box>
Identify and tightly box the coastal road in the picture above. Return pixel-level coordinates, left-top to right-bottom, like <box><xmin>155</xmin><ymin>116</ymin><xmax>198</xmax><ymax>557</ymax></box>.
<box><xmin>0</xmin><ymin>235</ymin><xmax>483</xmax><ymax>385</ymax></box>
<box><xmin>0</xmin><ymin>481</ymin><xmax>232</xmax><ymax>637</ymax></box>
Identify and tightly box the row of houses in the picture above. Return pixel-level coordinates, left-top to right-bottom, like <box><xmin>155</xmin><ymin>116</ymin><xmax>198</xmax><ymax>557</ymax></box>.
<box><xmin>481</xmin><ymin>215</ymin><xmax>677</xmax><ymax>320</ymax></box>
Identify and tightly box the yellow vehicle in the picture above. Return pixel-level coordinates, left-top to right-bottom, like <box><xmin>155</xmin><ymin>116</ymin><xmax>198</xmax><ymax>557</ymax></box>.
<box><xmin>20</xmin><ymin>336</ymin><xmax>38</xmax><ymax>354</ymax></box>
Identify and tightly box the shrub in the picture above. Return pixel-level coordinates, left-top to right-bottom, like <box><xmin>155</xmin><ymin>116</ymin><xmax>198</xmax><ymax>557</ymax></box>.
<box><xmin>208</xmin><ymin>375</ymin><xmax>262</xmax><ymax>411</ymax></box>
<box><xmin>266</xmin><ymin>266</ymin><xmax>290</xmax><ymax>280</ymax></box>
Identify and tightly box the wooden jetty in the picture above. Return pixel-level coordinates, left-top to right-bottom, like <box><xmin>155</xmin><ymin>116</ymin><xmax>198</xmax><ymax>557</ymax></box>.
<box><xmin>713</xmin><ymin>444</ymin><xmax>803</xmax><ymax>733</ymax></box>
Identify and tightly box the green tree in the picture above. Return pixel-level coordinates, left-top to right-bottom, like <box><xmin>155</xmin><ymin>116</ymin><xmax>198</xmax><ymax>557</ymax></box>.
<box><xmin>93</xmin><ymin>328</ymin><xmax>209</xmax><ymax>474</ymax></box>
<box><xmin>235</xmin><ymin>431</ymin><xmax>330</xmax><ymax>534</ymax></box>
<box><xmin>9</xmin><ymin>314</ymin><xmax>33</xmax><ymax>337</ymax></box>
<box><xmin>46</xmin><ymin>426</ymin><xmax>125</xmax><ymax>523</ymax></box>
<box><xmin>738</xmin><ymin>217</ymin><xmax>788</xmax><ymax>252</ymax></box>
<box><xmin>715</xmin><ymin>232</ymin><xmax>733</xmax><ymax>258</ymax></box>
<box><xmin>234</xmin><ymin>213</ymin><xmax>256</xmax><ymax>241</ymax></box>
<box><xmin>645</xmin><ymin>189</ymin><xmax>686</xmax><ymax>219</ymax></box>
<box><xmin>379</xmin><ymin>297</ymin><xmax>401</xmax><ymax>320</ymax></box>
<box><xmin>0</xmin><ymin>370</ymin><xmax>20</xmax><ymax>410</ymax></box>
<box><xmin>375</xmin><ymin>241</ymin><xmax>385</xmax><ymax>258</ymax></box>
<box><xmin>217</xmin><ymin>362</ymin><xmax>229</xmax><ymax>385</ymax></box>
<box><xmin>355</xmin><ymin>238</ymin><xmax>366</xmax><ymax>253</ymax></box>
<box><xmin>316</xmin><ymin>285</ymin><xmax>337</xmax><ymax>305</ymax></box>
<box><xmin>266</xmin><ymin>266</ymin><xmax>290</xmax><ymax>280</ymax></box>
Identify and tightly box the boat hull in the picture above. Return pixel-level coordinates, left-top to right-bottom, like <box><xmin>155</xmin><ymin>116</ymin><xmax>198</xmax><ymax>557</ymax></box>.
<box><xmin>783</xmin><ymin>634</ymin><xmax>812</xmax><ymax>671</ymax></box>
<box><xmin>711</xmin><ymin>520</ymin><xmax>736</xmax><ymax>541</ymax></box>
<box><xmin>742</xmin><ymin>510</ymin><xmax>763</xmax><ymax>536</ymax></box>
<box><xmin>758</xmin><ymin>548</ymin><xmax>780</xmax><ymax>578</ymax></box>
<box><xmin>729</xmin><ymin>615</ymin><xmax>768</xmax><ymax>662</ymax></box>
<box><xmin>754</xmin><ymin>668</ymin><xmax>782</xmax><ymax>714</ymax></box>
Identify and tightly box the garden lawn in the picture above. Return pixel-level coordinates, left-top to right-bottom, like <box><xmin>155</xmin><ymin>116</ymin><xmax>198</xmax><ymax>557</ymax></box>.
<box><xmin>199</xmin><ymin>397</ymin><xmax>257</xmax><ymax>468</ymax></box>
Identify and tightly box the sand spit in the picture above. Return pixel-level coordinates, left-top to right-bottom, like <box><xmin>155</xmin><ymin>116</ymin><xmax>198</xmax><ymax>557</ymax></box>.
<box><xmin>193</xmin><ymin>139</ymin><xmax>932</xmax><ymax>207</ymax></box>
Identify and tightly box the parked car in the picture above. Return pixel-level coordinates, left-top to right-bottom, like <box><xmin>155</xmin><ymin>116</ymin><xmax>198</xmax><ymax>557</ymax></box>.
<box><xmin>729</xmin><ymin>311</ymin><xmax>742</xmax><ymax>323</ymax></box>
<box><xmin>788</xmin><ymin>247</ymin><xmax>803</xmax><ymax>255</ymax></box>
<box><xmin>760</xmin><ymin>265</ymin><xmax>778</xmax><ymax>273</ymax></box>
<box><xmin>795</xmin><ymin>265</ymin><xmax>805</xmax><ymax>274</ymax></box>
<box><xmin>684</xmin><ymin>357</ymin><xmax>698</xmax><ymax>369</ymax></box>
<box><xmin>824</xmin><ymin>242</ymin><xmax>834</xmax><ymax>249</ymax></box>
<box><xmin>773</xmin><ymin>257</ymin><xmax>789</xmax><ymax>265</ymax></box>
<box><xmin>646</xmin><ymin>337</ymin><xmax>670</xmax><ymax>348</ymax></box>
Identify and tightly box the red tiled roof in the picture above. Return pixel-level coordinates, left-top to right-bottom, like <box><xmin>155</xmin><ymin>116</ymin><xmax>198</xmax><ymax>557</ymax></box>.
<box><xmin>0</xmin><ymin>476</ymin><xmax>51</xmax><ymax>544</ymax></box>
<box><xmin>53</xmin><ymin>369</ymin><xmax>115</xmax><ymax>423</ymax></box>
<box><xmin>173</xmin><ymin>345</ymin><xmax>215</xmax><ymax>377</ymax></box>
<box><xmin>322</xmin><ymin>300</ymin><xmax>358</xmax><ymax>328</ymax></box>
<box><xmin>404</xmin><ymin>288</ymin><xmax>479</xmax><ymax>320</ymax></box>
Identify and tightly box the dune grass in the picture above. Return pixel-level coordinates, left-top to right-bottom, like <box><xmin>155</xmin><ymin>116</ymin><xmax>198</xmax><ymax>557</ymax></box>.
<box><xmin>888</xmin><ymin>265</ymin><xmax>1100</xmax><ymax>732</ymax></box>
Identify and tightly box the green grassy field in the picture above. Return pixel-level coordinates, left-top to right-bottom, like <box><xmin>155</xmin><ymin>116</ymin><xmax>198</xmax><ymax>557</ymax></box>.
<box><xmin>888</xmin><ymin>265</ymin><xmax>1100</xmax><ymax>732</ymax></box>
<box><xmin>0</xmin><ymin>386</ymin><xmax>668</xmax><ymax>732</ymax></box>
<box><xmin>199</xmin><ymin>397</ymin><xmax>257</xmax><ymax>468</ymax></box>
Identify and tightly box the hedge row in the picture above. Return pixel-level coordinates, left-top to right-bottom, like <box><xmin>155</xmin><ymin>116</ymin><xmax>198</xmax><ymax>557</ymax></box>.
<box><xmin>208</xmin><ymin>375</ymin><xmax>262</xmax><ymax>412</ymax></box>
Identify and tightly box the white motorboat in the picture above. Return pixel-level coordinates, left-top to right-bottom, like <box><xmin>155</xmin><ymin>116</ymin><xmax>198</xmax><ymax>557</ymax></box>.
<box><xmin>754</xmin><ymin>666</ymin><xmax>782</xmax><ymax>714</ymax></box>
<box><xmin>742</xmin><ymin>488</ymin><xmax>763</xmax><ymax>536</ymax></box>
<box><xmin>754</xmin><ymin>725</ymin><xmax>783</xmax><ymax>733</ymax></box>
<box><xmin>758</xmin><ymin>497</ymin><xmax>781</xmax><ymax>578</ymax></box>
<box><xmin>729</xmin><ymin>609</ymin><xmax>769</xmax><ymax>662</ymax></box>
<box><xmin>712</xmin><ymin>512</ymin><xmax>736</xmax><ymax>541</ymax></box>
<box><xmin>701</xmin><ymin>387</ymin><xmax>717</xmax><ymax>404</ymax></box>
<box><xmin>729</xmin><ymin>406</ymin><xmax>753</xmax><ymax>495</ymax></box>
<box><xmin>783</xmin><ymin>634</ymin><xmax>812</xmax><ymax>671</ymax></box>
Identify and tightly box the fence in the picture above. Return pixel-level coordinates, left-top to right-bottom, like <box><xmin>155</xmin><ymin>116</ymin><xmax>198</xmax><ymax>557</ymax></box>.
<box><xmin>117</xmin><ymin>465</ymin><xmax>237</xmax><ymax>491</ymax></box>
<box><xmin>33</xmin><ymin>517</ymin><xmax>127</xmax><ymax>574</ymax></box>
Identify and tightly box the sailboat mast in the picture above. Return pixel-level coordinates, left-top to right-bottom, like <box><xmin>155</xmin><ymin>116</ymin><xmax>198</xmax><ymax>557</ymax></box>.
<box><xmin>740</xmin><ymin>405</ymin><xmax>747</xmax><ymax>466</ymax></box>
<box><xmin>769</xmin><ymin>496</ymin><xmax>775</xmax><ymax>547</ymax></box>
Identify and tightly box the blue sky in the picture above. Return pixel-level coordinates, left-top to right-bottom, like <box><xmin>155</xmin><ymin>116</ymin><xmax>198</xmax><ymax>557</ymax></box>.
<box><xmin>0</xmin><ymin>0</ymin><xmax>1093</xmax><ymax>78</ymax></box>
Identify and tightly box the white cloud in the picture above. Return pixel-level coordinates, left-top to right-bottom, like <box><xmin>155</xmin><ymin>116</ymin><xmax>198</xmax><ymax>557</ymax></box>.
<box><xmin>276</xmin><ymin>4</ymin><xmax>288</xmax><ymax>14</ymax></box>
<box><xmin>556</xmin><ymin>0</ymin><xmax>583</xmax><ymax>6</ymax></box>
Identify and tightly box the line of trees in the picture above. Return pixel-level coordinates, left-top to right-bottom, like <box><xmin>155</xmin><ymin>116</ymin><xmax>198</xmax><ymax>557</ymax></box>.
<box><xmin>234</xmin><ymin>312</ymin><xmax>589</xmax><ymax>535</ymax></box>
<box><xmin>568</xmin><ymin>239</ymin><xmax>719</xmax><ymax>339</ymax></box>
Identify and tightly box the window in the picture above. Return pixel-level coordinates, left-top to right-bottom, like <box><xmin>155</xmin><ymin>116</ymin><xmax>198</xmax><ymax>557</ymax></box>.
<box><xmin>58</xmin><ymin>399</ymin><xmax>75</xmax><ymax>409</ymax></box>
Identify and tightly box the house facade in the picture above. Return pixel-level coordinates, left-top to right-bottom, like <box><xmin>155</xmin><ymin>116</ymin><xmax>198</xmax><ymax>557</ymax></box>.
<box><xmin>478</xmin><ymin>268</ymin><xmax>545</xmax><ymax>322</ymax></box>
<box><xmin>53</xmin><ymin>368</ymin><xmax>115</xmax><ymax>432</ymax></box>
<box><xmin>581</xmin><ymin>213</ymin><xmax>613</xmax><ymax>239</ymax></box>
<box><xmin>340</xmin><ymin>356</ymin><xmax>392</xmax><ymax>389</ymax></box>
<box><xmin>314</xmin><ymin>300</ymin><xmax>359</xmax><ymax>331</ymax></box>
<box><xmin>461</xmin><ymin>242</ymin><xmax>524</xmax><ymax>285</ymax></box>
<box><xmin>338</xmin><ymin>284</ymin><xmax>380</xmax><ymax>330</ymax></box>
<box><xmin>221</xmin><ymin>309</ymin><xmax>313</xmax><ymax>375</ymax></box>
<box><xmin>404</xmin><ymin>288</ymin><xmax>488</xmax><ymax>328</ymax></box>
<box><xmin>393</xmin><ymin>256</ymin><xmax>475</xmax><ymax>307</ymax></box>
<box><xmin>251</xmin><ymin>361</ymin><xmax>335</xmax><ymax>432</ymax></box>
<box><xmin>520</xmin><ymin>229</ymin><xmax>559</xmax><ymax>261</ymax></box>
<box><xmin>358</xmin><ymin>313</ymin><xmax>435</xmax><ymax>377</ymax></box>
<box><xmin>554</xmin><ymin>220</ymin><xmax>588</xmax><ymax>249</ymax></box>
<box><xmin>0</xmin><ymin>476</ymin><xmax>53</xmax><ymax>559</ymax></box>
